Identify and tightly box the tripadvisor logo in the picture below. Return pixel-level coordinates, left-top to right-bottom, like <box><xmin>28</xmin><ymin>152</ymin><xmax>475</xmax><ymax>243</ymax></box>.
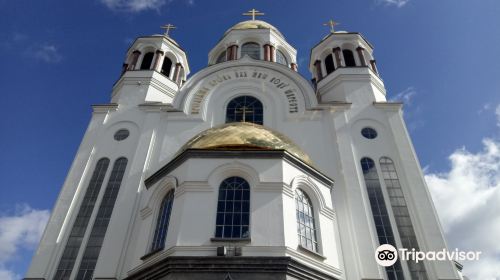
<box><xmin>375</xmin><ymin>244</ymin><xmax>398</xmax><ymax>266</ymax></box>
<box><xmin>375</xmin><ymin>244</ymin><xmax>481</xmax><ymax>267</ymax></box>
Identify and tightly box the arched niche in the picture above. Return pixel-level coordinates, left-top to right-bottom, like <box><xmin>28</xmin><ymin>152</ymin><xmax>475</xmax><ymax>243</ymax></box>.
<box><xmin>172</xmin><ymin>60</ymin><xmax>318</xmax><ymax>121</ymax></box>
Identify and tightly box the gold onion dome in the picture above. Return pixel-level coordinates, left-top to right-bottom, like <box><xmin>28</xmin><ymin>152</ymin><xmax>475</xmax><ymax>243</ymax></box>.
<box><xmin>179</xmin><ymin>122</ymin><xmax>313</xmax><ymax>166</ymax></box>
<box><xmin>224</xmin><ymin>20</ymin><xmax>284</xmax><ymax>38</ymax></box>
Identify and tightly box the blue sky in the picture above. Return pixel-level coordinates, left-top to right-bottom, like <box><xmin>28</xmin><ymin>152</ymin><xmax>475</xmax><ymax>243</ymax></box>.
<box><xmin>1</xmin><ymin>0</ymin><xmax>499</xmax><ymax>279</ymax></box>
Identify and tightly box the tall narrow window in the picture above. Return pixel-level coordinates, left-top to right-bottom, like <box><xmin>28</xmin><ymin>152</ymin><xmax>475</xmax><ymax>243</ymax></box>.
<box><xmin>380</xmin><ymin>157</ymin><xmax>428</xmax><ymax>279</ymax></box>
<box><xmin>276</xmin><ymin>50</ymin><xmax>288</xmax><ymax>66</ymax></box>
<box><xmin>225</xmin><ymin>96</ymin><xmax>263</xmax><ymax>125</ymax></box>
<box><xmin>325</xmin><ymin>54</ymin><xmax>335</xmax><ymax>74</ymax></box>
<box><xmin>140</xmin><ymin>52</ymin><xmax>155</xmax><ymax>70</ymax></box>
<box><xmin>151</xmin><ymin>190</ymin><xmax>175</xmax><ymax>252</ymax></box>
<box><xmin>343</xmin><ymin>49</ymin><xmax>356</xmax><ymax>67</ymax></box>
<box><xmin>360</xmin><ymin>158</ymin><xmax>404</xmax><ymax>280</ymax></box>
<box><xmin>216</xmin><ymin>51</ymin><xmax>227</xmax><ymax>64</ymax></box>
<box><xmin>215</xmin><ymin>177</ymin><xmax>250</xmax><ymax>239</ymax></box>
<box><xmin>76</xmin><ymin>157</ymin><xmax>128</xmax><ymax>280</ymax></box>
<box><xmin>241</xmin><ymin>43</ymin><xmax>260</xmax><ymax>60</ymax></box>
<box><xmin>161</xmin><ymin>57</ymin><xmax>172</xmax><ymax>77</ymax></box>
<box><xmin>54</xmin><ymin>158</ymin><xmax>110</xmax><ymax>280</ymax></box>
<box><xmin>295</xmin><ymin>189</ymin><xmax>318</xmax><ymax>252</ymax></box>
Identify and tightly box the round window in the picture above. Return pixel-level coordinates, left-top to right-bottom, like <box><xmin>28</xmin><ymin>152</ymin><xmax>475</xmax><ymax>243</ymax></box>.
<box><xmin>114</xmin><ymin>129</ymin><xmax>129</xmax><ymax>141</ymax></box>
<box><xmin>361</xmin><ymin>127</ymin><xmax>377</xmax><ymax>139</ymax></box>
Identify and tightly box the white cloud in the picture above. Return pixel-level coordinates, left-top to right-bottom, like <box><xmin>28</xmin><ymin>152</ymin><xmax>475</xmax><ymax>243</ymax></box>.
<box><xmin>426</xmin><ymin>139</ymin><xmax>500</xmax><ymax>280</ymax></box>
<box><xmin>378</xmin><ymin>0</ymin><xmax>409</xmax><ymax>8</ymax></box>
<box><xmin>33</xmin><ymin>44</ymin><xmax>62</xmax><ymax>63</ymax></box>
<box><xmin>0</xmin><ymin>204</ymin><xmax>50</xmax><ymax>280</ymax></box>
<box><xmin>391</xmin><ymin>86</ymin><xmax>416</xmax><ymax>105</ymax></box>
<box><xmin>101</xmin><ymin>0</ymin><xmax>168</xmax><ymax>12</ymax></box>
<box><xmin>495</xmin><ymin>104</ymin><xmax>500</xmax><ymax>127</ymax></box>
<box><xmin>0</xmin><ymin>269</ymin><xmax>19</xmax><ymax>280</ymax></box>
<box><xmin>478</xmin><ymin>103</ymin><xmax>491</xmax><ymax>114</ymax></box>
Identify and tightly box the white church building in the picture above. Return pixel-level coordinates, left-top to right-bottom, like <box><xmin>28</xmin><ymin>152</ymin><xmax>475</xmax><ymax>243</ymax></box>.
<box><xmin>25</xmin><ymin>11</ymin><xmax>464</xmax><ymax>280</ymax></box>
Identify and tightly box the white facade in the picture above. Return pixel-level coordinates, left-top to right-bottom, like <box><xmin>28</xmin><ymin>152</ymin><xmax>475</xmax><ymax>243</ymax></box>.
<box><xmin>26</xmin><ymin>19</ymin><xmax>462</xmax><ymax>280</ymax></box>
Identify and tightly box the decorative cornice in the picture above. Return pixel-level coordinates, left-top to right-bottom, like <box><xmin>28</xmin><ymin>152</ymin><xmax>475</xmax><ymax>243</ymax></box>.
<box><xmin>112</xmin><ymin>70</ymin><xmax>178</xmax><ymax>97</ymax></box>
<box><xmin>92</xmin><ymin>103</ymin><xmax>118</xmax><ymax>113</ymax></box>
<box><xmin>373</xmin><ymin>101</ymin><xmax>403</xmax><ymax>111</ymax></box>
<box><xmin>124</xmin><ymin>256</ymin><xmax>339</xmax><ymax>280</ymax></box>
<box><xmin>139</xmin><ymin>206</ymin><xmax>152</xmax><ymax>219</ymax></box>
<box><xmin>284</xmin><ymin>247</ymin><xmax>343</xmax><ymax>277</ymax></box>
<box><xmin>312</xmin><ymin>101</ymin><xmax>352</xmax><ymax>112</ymax></box>
<box><xmin>317</xmin><ymin>67</ymin><xmax>385</xmax><ymax>96</ymax></box>
<box><xmin>144</xmin><ymin>149</ymin><xmax>334</xmax><ymax>189</ymax></box>
<box><xmin>137</xmin><ymin>102</ymin><xmax>170</xmax><ymax>112</ymax></box>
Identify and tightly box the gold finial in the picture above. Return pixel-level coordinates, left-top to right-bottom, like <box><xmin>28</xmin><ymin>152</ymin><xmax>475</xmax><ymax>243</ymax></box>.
<box><xmin>243</xmin><ymin>9</ymin><xmax>264</xmax><ymax>21</ymax></box>
<box><xmin>160</xmin><ymin>23</ymin><xmax>176</xmax><ymax>37</ymax></box>
<box><xmin>323</xmin><ymin>19</ymin><xmax>340</xmax><ymax>33</ymax></box>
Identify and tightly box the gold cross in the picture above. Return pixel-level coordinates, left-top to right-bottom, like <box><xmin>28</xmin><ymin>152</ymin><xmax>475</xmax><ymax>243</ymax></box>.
<box><xmin>160</xmin><ymin>23</ymin><xmax>176</xmax><ymax>37</ymax></box>
<box><xmin>235</xmin><ymin>106</ymin><xmax>254</xmax><ymax>122</ymax></box>
<box><xmin>323</xmin><ymin>19</ymin><xmax>340</xmax><ymax>33</ymax></box>
<box><xmin>243</xmin><ymin>9</ymin><xmax>264</xmax><ymax>21</ymax></box>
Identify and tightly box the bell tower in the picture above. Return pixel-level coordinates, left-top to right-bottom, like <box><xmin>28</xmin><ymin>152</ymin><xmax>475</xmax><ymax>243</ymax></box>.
<box><xmin>113</xmin><ymin>24</ymin><xmax>190</xmax><ymax>106</ymax></box>
<box><xmin>309</xmin><ymin>22</ymin><xmax>384</xmax><ymax>105</ymax></box>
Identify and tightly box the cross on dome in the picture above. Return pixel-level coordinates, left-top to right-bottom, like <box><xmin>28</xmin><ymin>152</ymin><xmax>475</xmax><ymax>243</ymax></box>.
<box><xmin>160</xmin><ymin>23</ymin><xmax>176</xmax><ymax>37</ymax></box>
<box><xmin>323</xmin><ymin>19</ymin><xmax>340</xmax><ymax>33</ymax></box>
<box><xmin>242</xmin><ymin>9</ymin><xmax>264</xmax><ymax>21</ymax></box>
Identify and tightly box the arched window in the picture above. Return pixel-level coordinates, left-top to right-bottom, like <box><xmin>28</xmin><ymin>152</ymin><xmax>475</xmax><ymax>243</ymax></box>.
<box><xmin>161</xmin><ymin>57</ymin><xmax>172</xmax><ymax>77</ymax></box>
<box><xmin>343</xmin><ymin>49</ymin><xmax>356</xmax><ymax>67</ymax></box>
<box><xmin>215</xmin><ymin>177</ymin><xmax>250</xmax><ymax>239</ymax></box>
<box><xmin>325</xmin><ymin>54</ymin><xmax>335</xmax><ymax>74</ymax></box>
<box><xmin>379</xmin><ymin>157</ymin><xmax>428</xmax><ymax>279</ymax></box>
<box><xmin>54</xmin><ymin>158</ymin><xmax>109</xmax><ymax>280</ymax></box>
<box><xmin>241</xmin><ymin>42</ymin><xmax>260</xmax><ymax>60</ymax></box>
<box><xmin>140</xmin><ymin>52</ymin><xmax>155</xmax><ymax>70</ymax></box>
<box><xmin>216</xmin><ymin>51</ymin><xmax>227</xmax><ymax>63</ymax></box>
<box><xmin>360</xmin><ymin>157</ymin><xmax>404</xmax><ymax>280</ymax></box>
<box><xmin>226</xmin><ymin>96</ymin><xmax>263</xmax><ymax>125</ymax></box>
<box><xmin>276</xmin><ymin>50</ymin><xmax>288</xmax><ymax>66</ymax></box>
<box><xmin>151</xmin><ymin>190</ymin><xmax>175</xmax><ymax>252</ymax></box>
<box><xmin>295</xmin><ymin>189</ymin><xmax>318</xmax><ymax>252</ymax></box>
<box><xmin>76</xmin><ymin>157</ymin><xmax>128</xmax><ymax>280</ymax></box>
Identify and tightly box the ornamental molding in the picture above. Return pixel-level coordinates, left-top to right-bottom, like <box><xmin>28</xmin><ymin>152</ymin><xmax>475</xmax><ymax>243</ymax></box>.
<box><xmin>174</xmin><ymin>58</ymin><xmax>318</xmax><ymax>116</ymax></box>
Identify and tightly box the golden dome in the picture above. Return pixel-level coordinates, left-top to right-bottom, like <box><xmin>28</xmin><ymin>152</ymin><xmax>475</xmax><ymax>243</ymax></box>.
<box><xmin>179</xmin><ymin>122</ymin><xmax>313</xmax><ymax>165</ymax></box>
<box><xmin>224</xmin><ymin>20</ymin><xmax>284</xmax><ymax>38</ymax></box>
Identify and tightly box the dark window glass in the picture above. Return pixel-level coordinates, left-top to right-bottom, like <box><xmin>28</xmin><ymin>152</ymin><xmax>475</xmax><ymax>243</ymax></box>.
<box><xmin>276</xmin><ymin>50</ymin><xmax>288</xmax><ymax>66</ymax></box>
<box><xmin>361</xmin><ymin>127</ymin><xmax>378</xmax><ymax>139</ymax></box>
<box><xmin>216</xmin><ymin>51</ymin><xmax>227</xmax><ymax>63</ymax></box>
<box><xmin>75</xmin><ymin>158</ymin><xmax>128</xmax><ymax>280</ymax></box>
<box><xmin>161</xmin><ymin>57</ymin><xmax>172</xmax><ymax>77</ymax></box>
<box><xmin>343</xmin><ymin>49</ymin><xmax>356</xmax><ymax>67</ymax></box>
<box><xmin>140</xmin><ymin>52</ymin><xmax>155</xmax><ymax>70</ymax></box>
<box><xmin>295</xmin><ymin>189</ymin><xmax>318</xmax><ymax>252</ymax></box>
<box><xmin>325</xmin><ymin>54</ymin><xmax>335</xmax><ymax>74</ymax></box>
<box><xmin>54</xmin><ymin>158</ymin><xmax>110</xmax><ymax>280</ymax></box>
<box><xmin>241</xmin><ymin>43</ymin><xmax>260</xmax><ymax>60</ymax></box>
<box><xmin>226</xmin><ymin>96</ymin><xmax>263</xmax><ymax>125</ymax></box>
<box><xmin>380</xmin><ymin>157</ymin><xmax>428</xmax><ymax>279</ymax></box>
<box><xmin>114</xmin><ymin>129</ymin><xmax>129</xmax><ymax>141</ymax></box>
<box><xmin>215</xmin><ymin>177</ymin><xmax>250</xmax><ymax>239</ymax></box>
<box><xmin>151</xmin><ymin>190</ymin><xmax>175</xmax><ymax>251</ymax></box>
<box><xmin>360</xmin><ymin>157</ymin><xmax>404</xmax><ymax>280</ymax></box>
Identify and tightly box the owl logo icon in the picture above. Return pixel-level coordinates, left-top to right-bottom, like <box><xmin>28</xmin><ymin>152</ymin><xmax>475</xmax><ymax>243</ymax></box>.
<box><xmin>375</xmin><ymin>244</ymin><xmax>398</xmax><ymax>267</ymax></box>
